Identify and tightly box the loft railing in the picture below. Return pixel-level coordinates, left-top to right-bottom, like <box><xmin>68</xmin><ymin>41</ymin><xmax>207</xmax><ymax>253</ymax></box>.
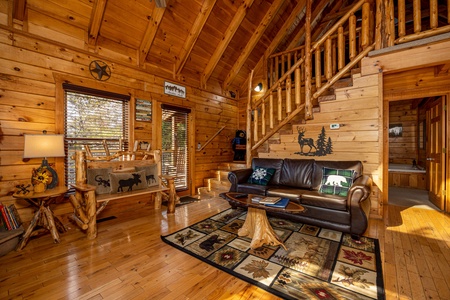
<box><xmin>390</xmin><ymin>0</ymin><xmax>450</xmax><ymax>45</ymax></box>
<box><xmin>248</xmin><ymin>0</ymin><xmax>373</xmax><ymax>153</ymax></box>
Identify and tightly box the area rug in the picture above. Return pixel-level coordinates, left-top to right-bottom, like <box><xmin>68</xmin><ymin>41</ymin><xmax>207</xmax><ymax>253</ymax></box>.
<box><xmin>161</xmin><ymin>208</ymin><xmax>385</xmax><ymax>299</ymax></box>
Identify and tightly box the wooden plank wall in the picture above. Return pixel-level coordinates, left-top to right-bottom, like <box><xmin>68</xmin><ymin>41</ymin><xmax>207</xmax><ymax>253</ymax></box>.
<box><xmin>258</xmin><ymin>73</ymin><xmax>384</xmax><ymax>219</ymax></box>
<box><xmin>0</xmin><ymin>28</ymin><xmax>237</xmax><ymax>223</ymax></box>
<box><xmin>388</xmin><ymin>100</ymin><xmax>418</xmax><ymax>164</ymax></box>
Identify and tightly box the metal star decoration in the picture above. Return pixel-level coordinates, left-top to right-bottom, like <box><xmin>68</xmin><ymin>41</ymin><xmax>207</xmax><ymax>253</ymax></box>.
<box><xmin>89</xmin><ymin>60</ymin><xmax>111</xmax><ymax>81</ymax></box>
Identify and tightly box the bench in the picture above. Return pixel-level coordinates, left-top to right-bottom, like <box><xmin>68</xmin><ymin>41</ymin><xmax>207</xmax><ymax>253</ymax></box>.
<box><xmin>69</xmin><ymin>148</ymin><xmax>177</xmax><ymax>239</ymax></box>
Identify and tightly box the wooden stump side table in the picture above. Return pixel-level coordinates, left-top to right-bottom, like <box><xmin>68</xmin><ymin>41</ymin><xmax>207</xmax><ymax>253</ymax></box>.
<box><xmin>13</xmin><ymin>186</ymin><xmax>68</xmax><ymax>250</ymax></box>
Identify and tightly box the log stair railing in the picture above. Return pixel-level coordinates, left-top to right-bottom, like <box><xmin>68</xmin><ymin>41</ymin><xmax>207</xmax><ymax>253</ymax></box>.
<box><xmin>247</xmin><ymin>0</ymin><xmax>374</xmax><ymax>157</ymax></box>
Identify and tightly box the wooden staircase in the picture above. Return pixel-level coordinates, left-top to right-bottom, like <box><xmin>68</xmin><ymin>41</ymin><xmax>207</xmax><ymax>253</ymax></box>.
<box><xmin>197</xmin><ymin>161</ymin><xmax>246</xmax><ymax>198</ymax></box>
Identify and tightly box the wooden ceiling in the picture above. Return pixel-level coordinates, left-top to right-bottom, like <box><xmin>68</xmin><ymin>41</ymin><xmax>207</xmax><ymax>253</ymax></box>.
<box><xmin>7</xmin><ymin>0</ymin><xmax>350</xmax><ymax>95</ymax></box>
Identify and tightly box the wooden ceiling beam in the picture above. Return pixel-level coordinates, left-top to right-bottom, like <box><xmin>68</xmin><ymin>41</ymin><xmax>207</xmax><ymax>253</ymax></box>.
<box><xmin>201</xmin><ymin>0</ymin><xmax>255</xmax><ymax>88</ymax></box>
<box><xmin>88</xmin><ymin>0</ymin><xmax>107</xmax><ymax>46</ymax></box>
<box><xmin>239</xmin><ymin>0</ymin><xmax>307</xmax><ymax>92</ymax></box>
<box><xmin>222</xmin><ymin>0</ymin><xmax>285</xmax><ymax>91</ymax></box>
<box><xmin>175</xmin><ymin>0</ymin><xmax>217</xmax><ymax>77</ymax></box>
<box><xmin>263</xmin><ymin>0</ymin><xmax>307</xmax><ymax>58</ymax></box>
<box><xmin>13</xmin><ymin>0</ymin><xmax>27</xmax><ymax>21</ymax></box>
<box><xmin>139</xmin><ymin>3</ymin><xmax>166</xmax><ymax>67</ymax></box>
<box><xmin>286</xmin><ymin>0</ymin><xmax>335</xmax><ymax>49</ymax></box>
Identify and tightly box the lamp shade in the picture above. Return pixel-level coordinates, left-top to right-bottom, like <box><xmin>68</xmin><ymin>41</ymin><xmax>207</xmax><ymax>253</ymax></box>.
<box><xmin>23</xmin><ymin>134</ymin><xmax>65</xmax><ymax>158</ymax></box>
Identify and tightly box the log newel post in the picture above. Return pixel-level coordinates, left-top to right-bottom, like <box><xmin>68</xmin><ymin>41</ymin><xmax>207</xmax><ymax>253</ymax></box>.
<box><xmin>246</xmin><ymin>69</ymin><xmax>254</xmax><ymax>168</ymax></box>
<box><xmin>305</xmin><ymin>0</ymin><xmax>312</xmax><ymax>120</ymax></box>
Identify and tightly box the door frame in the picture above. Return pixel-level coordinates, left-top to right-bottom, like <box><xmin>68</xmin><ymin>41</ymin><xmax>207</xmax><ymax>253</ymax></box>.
<box><xmin>383</xmin><ymin>94</ymin><xmax>449</xmax><ymax>212</ymax></box>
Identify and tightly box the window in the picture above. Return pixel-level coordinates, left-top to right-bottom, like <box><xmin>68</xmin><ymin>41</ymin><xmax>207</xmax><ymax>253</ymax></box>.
<box><xmin>64</xmin><ymin>84</ymin><xmax>130</xmax><ymax>185</ymax></box>
<box><xmin>161</xmin><ymin>104</ymin><xmax>190</xmax><ymax>191</ymax></box>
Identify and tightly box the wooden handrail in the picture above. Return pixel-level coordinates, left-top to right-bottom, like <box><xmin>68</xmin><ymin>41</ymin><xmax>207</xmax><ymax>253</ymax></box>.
<box><xmin>196</xmin><ymin>125</ymin><xmax>226</xmax><ymax>152</ymax></box>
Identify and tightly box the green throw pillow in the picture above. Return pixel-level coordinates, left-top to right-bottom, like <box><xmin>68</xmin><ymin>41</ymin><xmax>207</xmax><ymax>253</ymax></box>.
<box><xmin>247</xmin><ymin>166</ymin><xmax>276</xmax><ymax>186</ymax></box>
<box><xmin>319</xmin><ymin>167</ymin><xmax>355</xmax><ymax>197</ymax></box>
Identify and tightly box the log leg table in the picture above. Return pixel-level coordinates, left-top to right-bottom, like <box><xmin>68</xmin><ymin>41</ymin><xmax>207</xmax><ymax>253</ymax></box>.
<box><xmin>221</xmin><ymin>192</ymin><xmax>305</xmax><ymax>250</ymax></box>
<box><xmin>14</xmin><ymin>186</ymin><xmax>68</xmax><ymax>250</ymax></box>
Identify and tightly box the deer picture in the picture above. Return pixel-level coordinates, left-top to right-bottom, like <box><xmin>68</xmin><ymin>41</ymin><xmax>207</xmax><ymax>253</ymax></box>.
<box><xmin>117</xmin><ymin>173</ymin><xmax>142</xmax><ymax>192</ymax></box>
<box><xmin>297</xmin><ymin>127</ymin><xmax>317</xmax><ymax>154</ymax></box>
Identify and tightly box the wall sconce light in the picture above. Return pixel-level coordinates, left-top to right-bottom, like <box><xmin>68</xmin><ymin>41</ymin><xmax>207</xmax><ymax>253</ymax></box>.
<box><xmin>24</xmin><ymin>131</ymin><xmax>65</xmax><ymax>192</ymax></box>
<box><xmin>254</xmin><ymin>83</ymin><xmax>263</xmax><ymax>92</ymax></box>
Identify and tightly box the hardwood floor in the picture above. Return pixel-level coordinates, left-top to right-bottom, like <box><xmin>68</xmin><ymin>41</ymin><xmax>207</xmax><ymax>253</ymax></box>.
<box><xmin>0</xmin><ymin>196</ymin><xmax>449</xmax><ymax>300</ymax></box>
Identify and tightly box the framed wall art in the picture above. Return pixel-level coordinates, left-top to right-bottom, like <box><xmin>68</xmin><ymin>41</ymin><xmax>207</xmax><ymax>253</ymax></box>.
<box><xmin>135</xmin><ymin>99</ymin><xmax>152</xmax><ymax>122</ymax></box>
<box><xmin>164</xmin><ymin>81</ymin><xmax>186</xmax><ymax>98</ymax></box>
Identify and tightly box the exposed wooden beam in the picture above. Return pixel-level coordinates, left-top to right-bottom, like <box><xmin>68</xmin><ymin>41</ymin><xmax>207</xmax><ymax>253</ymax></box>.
<box><xmin>263</xmin><ymin>0</ymin><xmax>307</xmax><ymax>58</ymax></box>
<box><xmin>139</xmin><ymin>3</ymin><xmax>166</xmax><ymax>67</ymax></box>
<box><xmin>175</xmin><ymin>0</ymin><xmax>217</xmax><ymax>76</ymax></box>
<box><xmin>222</xmin><ymin>0</ymin><xmax>285</xmax><ymax>91</ymax></box>
<box><xmin>88</xmin><ymin>0</ymin><xmax>107</xmax><ymax>46</ymax></box>
<box><xmin>286</xmin><ymin>0</ymin><xmax>335</xmax><ymax>49</ymax></box>
<box><xmin>436</xmin><ymin>63</ymin><xmax>450</xmax><ymax>76</ymax></box>
<box><xmin>201</xmin><ymin>0</ymin><xmax>254</xmax><ymax>88</ymax></box>
<box><xmin>155</xmin><ymin>0</ymin><xmax>166</xmax><ymax>8</ymax></box>
<box><xmin>13</xmin><ymin>0</ymin><xmax>26</xmax><ymax>21</ymax></box>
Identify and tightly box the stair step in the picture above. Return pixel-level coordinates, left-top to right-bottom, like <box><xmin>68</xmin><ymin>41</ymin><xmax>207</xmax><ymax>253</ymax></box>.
<box><xmin>218</xmin><ymin>162</ymin><xmax>247</xmax><ymax>170</ymax></box>
<box><xmin>212</xmin><ymin>170</ymin><xmax>231</xmax><ymax>181</ymax></box>
<box><xmin>332</xmin><ymin>77</ymin><xmax>353</xmax><ymax>89</ymax></box>
<box><xmin>318</xmin><ymin>94</ymin><xmax>336</xmax><ymax>102</ymax></box>
<box><xmin>203</xmin><ymin>178</ymin><xmax>231</xmax><ymax>191</ymax></box>
<box><xmin>197</xmin><ymin>187</ymin><xmax>217</xmax><ymax>199</ymax></box>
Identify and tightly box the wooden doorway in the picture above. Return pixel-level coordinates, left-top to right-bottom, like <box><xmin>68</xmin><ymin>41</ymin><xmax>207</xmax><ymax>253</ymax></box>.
<box><xmin>426</xmin><ymin>96</ymin><xmax>447</xmax><ymax>210</ymax></box>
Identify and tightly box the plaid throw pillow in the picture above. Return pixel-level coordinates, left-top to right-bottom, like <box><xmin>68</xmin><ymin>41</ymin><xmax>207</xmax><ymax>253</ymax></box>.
<box><xmin>247</xmin><ymin>166</ymin><xmax>276</xmax><ymax>186</ymax></box>
<box><xmin>319</xmin><ymin>167</ymin><xmax>355</xmax><ymax>197</ymax></box>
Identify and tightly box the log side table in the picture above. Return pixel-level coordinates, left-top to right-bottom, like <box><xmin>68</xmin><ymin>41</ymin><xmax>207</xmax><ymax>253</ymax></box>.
<box><xmin>221</xmin><ymin>192</ymin><xmax>305</xmax><ymax>250</ymax></box>
<box><xmin>13</xmin><ymin>186</ymin><xmax>68</xmax><ymax>250</ymax></box>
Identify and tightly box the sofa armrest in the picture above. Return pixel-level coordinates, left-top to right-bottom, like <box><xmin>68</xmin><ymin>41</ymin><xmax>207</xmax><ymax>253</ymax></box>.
<box><xmin>347</xmin><ymin>175</ymin><xmax>373</xmax><ymax>236</ymax></box>
<box><xmin>228</xmin><ymin>168</ymin><xmax>253</xmax><ymax>192</ymax></box>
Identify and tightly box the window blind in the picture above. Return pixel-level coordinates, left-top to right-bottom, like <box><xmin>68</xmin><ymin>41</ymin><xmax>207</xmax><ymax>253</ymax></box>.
<box><xmin>64</xmin><ymin>85</ymin><xmax>130</xmax><ymax>185</ymax></box>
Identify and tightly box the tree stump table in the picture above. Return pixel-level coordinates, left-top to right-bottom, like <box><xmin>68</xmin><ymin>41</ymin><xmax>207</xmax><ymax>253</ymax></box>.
<box><xmin>221</xmin><ymin>192</ymin><xmax>305</xmax><ymax>250</ymax></box>
<box><xmin>14</xmin><ymin>186</ymin><xmax>68</xmax><ymax>250</ymax></box>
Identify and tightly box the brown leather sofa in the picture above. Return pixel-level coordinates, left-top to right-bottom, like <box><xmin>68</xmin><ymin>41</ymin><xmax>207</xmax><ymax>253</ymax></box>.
<box><xmin>227</xmin><ymin>158</ymin><xmax>372</xmax><ymax>238</ymax></box>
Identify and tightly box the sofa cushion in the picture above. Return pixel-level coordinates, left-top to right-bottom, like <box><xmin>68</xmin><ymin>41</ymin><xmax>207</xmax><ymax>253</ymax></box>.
<box><xmin>312</xmin><ymin>161</ymin><xmax>363</xmax><ymax>190</ymax></box>
<box><xmin>319</xmin><ymin>167</ymin><xmax>355</xmax><ymax>197</ymax></box>
<box><xmin>279</xmin><ymin>159</ymin><xmax>314</xmax><ymax>189</ymax></box>
<box><xmin>236</xmin><ymin>183</ymin><xmax>272</xmax><ymax>195</ymax></box>
<box><xmin>109</xmin><ymin>170</ymin><xmax>147</xmax><ymax>193</ymax></box>
<box><xmin>247</xmin><ymin>166</ymin><xmax>276</xmax><ymax>186</ymax></box>
<box><xmin>300</xmin><ymin>190</ymin><xmax>348</xmax><ymax>211</ymax></box>
<box><xmin>252</xmin><ymin>158</ymin><xmax>284</xmax><ymax>185</ymax></box>
<box><xmin>87</xmin><ymin>168</ymin><xmax>112</xmax><ymax>195</ymax></box>
<box><xmin>135</xmin><ymin>164</ymin><xmax>159</xmax><ymax>187</ymax></box>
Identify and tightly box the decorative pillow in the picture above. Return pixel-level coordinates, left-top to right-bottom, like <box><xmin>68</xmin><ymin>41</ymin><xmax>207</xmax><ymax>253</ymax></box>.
<box><xmin>319</xmin><ymin>167</ymin><xmax>355</xmax><ymax>197</ymax></box>
<box><xmin>247</xmin><ymin>166</ymin><xmax>276</xmax><ymax>186</ymax></box>
<box><xmin>135</xmin><ymin>164</ymin><xmax>159</xmax><ymax>187</ymax></box>
<box><xmin>109</xmin><ymin>170</ymin><xmax>148</xmax><ymax>193</ymax></box>
<box><xmin>87</xmin><ymin>168</ymin><xmax>112</xmax><ymax>195</ymax></box>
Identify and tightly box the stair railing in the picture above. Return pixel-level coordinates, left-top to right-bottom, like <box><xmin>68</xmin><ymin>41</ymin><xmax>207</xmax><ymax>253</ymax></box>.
<box><xmin>248</xmin><ymin>0</ymin><xmax>372</xmax><ymax>154</ymax></box>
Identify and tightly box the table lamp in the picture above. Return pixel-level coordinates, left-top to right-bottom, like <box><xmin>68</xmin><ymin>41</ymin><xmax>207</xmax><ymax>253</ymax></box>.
<box><xmin>23</xmin><ymin>131</ymin><xmax>65</xmax><ymax>191</ymax></box>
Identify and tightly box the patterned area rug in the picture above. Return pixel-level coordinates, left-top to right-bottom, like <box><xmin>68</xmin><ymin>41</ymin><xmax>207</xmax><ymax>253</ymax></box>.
<box><xmin>161</xmin><ymin>208</ymin><xmax>385</xmax><ymax>299</ymax></box>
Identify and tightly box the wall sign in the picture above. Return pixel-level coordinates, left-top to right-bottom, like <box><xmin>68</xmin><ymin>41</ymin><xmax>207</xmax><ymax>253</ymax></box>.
<box><xmin>164</xmin><ymin>81</ymin><xmax>186</xmax><ymax>98</ymax></box>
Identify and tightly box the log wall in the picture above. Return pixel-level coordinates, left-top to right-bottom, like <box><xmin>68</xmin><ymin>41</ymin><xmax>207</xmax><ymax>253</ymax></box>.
<box><xmin>259</xmin><ymin>73</ymin><xmax>384</xmax><ymax>219</ymax></box>
<box><xmin>0</xmin><ymin>28</ymin><xmax>237</xmax><ymax>223</ymax></box>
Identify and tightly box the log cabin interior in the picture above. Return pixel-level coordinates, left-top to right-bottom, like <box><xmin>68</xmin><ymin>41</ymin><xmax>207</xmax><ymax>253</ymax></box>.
<box><xmin>0</xmin><ymin>0</ymin><xmax>449</xmax><ymax>299</ymax></box>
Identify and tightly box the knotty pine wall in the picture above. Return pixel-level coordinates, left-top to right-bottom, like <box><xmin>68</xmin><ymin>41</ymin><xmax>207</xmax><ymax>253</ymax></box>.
<box><xmin>0</xmin><ymin>28</ymin><xmax>237</xmax><ymax>223</ymax></box>
<box><xmin>256</xmin><ymin>72</ymin><xmax>384</xmax><ymax>219</ymax></box>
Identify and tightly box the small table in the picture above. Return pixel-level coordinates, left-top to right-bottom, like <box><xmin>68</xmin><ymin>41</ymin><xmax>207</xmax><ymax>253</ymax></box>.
<box><xmin>13</xmin><ymin>186</ymin><xmax>68</xmax><ymax>250</ymax></box>
<box><xmin>222</xmin><ymin>192</ymin><xmax>305</xmax><ymax>250</ymax></box>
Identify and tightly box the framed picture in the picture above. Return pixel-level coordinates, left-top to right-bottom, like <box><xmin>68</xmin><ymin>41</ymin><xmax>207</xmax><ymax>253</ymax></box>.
<box><xmin>389</xmin><ymin>123</ymin><xmax>402</xmax><ymax>137</ymax></box>
<box><xmin>135</xmin><ymin>99</ymin><xmax>152</xmax><ymax>122</ymax></box>
<box><xmin>164</xmin><ymin>81</ymin><xmax>186</xmax><ymax>98</ymax></box>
